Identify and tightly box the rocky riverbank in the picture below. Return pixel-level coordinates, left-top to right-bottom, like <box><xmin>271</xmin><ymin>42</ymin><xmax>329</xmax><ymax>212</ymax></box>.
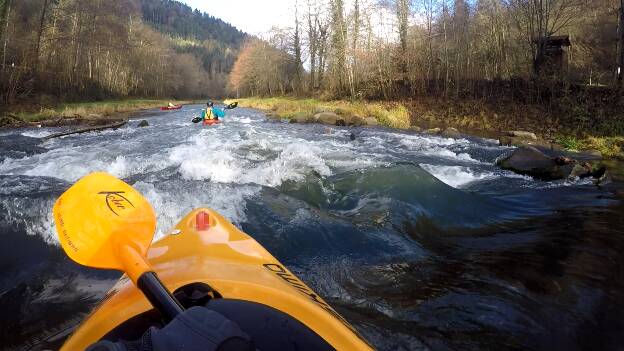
<box><xmin>0</xmin><ymin>99</ymin><xmax>191</xmax><ymax>129</ymax></box>
<box><xmin>233</xmin><ymin>97</ymin><xmax>623</xmax><ymax>161</ymax></box>
<box><xmin>244</xmin><ymin>97</ymin><xmax>624</xmax><ymax>196</ymax></box>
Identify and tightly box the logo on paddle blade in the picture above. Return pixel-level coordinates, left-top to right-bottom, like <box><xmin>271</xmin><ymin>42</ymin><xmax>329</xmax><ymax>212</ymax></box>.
<box><xmin>99</xmin><ymin>191</ymin><xmax>135</xmax><ymax>216</ymax></box>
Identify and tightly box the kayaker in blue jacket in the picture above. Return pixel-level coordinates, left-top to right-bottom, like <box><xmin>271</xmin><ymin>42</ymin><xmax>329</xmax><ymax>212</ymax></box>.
<box><xmin>193</xmin><ymin>101</ymin><xmax>238</xmax><ymax>124</ymax></box>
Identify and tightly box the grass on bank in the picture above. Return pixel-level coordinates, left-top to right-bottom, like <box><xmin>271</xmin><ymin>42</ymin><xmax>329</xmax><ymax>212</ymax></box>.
<box><xmin>229</xmin><ymin>97</ymin><xmax>411</xmax><ymax>129</ymax></box>
<box><xmin>580</xmin><ymin>136</ymin><xmax>623</xmax><ymax>159</ymax></box>
<box><xmin>12</xmin><ymin>99</ymin><xmax>192</xmax><ymax>122</ymax></box>
<box><xmin>229</xmin><ymin>96</ymin><xmax>623</xmax><ymax>159</ymax></box>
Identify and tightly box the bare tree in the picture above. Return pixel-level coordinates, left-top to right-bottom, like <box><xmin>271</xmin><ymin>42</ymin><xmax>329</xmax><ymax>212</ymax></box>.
<box><xmin>397</xmin><ymin>0</ymin><xmax>409</xmax><ymax>81</ymax></box>
<box><xmin>329</xmin><ymin>0</ymin><xmax>347</xmax><ymax>93</ymax></box>
<box><xmin>617</xmin><ymin>0</ymin><xmax>624</xmax><ymax>88</ymax></box>
<box><xmin>505</xmin><ymin>0</ymin><xmax>583</xmax><ymax>76</ymax></box>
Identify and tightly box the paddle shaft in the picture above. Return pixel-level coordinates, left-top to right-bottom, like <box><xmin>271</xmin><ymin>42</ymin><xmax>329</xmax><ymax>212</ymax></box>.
<box><xmin>137</xmin><ymin>271</ymin><xmax>184</xmax><ymax>322</ymax></box>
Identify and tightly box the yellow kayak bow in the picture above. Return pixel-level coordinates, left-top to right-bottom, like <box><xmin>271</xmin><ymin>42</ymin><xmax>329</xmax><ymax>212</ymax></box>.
<box><xmin>53</xmin><ymin>173</ymin><xmax>373</xmax><ymax>350</ymax></box>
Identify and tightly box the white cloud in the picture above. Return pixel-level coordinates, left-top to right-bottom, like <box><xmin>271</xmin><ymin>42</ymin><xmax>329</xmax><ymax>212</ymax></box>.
<box><xmin>181</xmin><ymin>0</ymin><xmax>295</xmax><ymax>35</ymax></box>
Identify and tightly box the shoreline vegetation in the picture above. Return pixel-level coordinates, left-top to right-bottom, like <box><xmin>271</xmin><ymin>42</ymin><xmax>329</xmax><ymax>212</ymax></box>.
<box><xmin>229</xmin><ymin>97</ymin><xmax>624</xmax><ymax>160</ymax></box>
<box><xmin>0</xmin><ymin>99</ymin><xmax>193</xmax><ymax>127</ymax></box>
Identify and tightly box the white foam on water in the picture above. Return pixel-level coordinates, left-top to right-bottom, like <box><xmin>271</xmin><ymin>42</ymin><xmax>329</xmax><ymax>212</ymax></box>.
<box><xmin>524</xmin><ymin>176</ymin><xmax>596</xmax><ymax>189</ymax></box>
<box><xmin>233</xmin><ymin>116</ymin><xmax>254</xmax><ymax>124</ymax></box>
<box><xmin>421</xmin><ymin>164</ymin><xmax>496</xmax><ymax>188</ymax></box>
<box><xmin>0</xmin><ymin>142</ymin><xmax>174</xmax><ymax>182</ymax></box>
<box><xmin>21</xmin><ymin>130</ymin><xmax>54</xmax><ymax>138</ymax></box>
<box><xmin>0</xmin><ymin>197</ymin><xmax>58</xmax><ymax>244</ymax></box>
<box><xmin>133</xmin><ymin>181</ymin><xmax>259</xmax><ymax>239</ymax></box>
<box><xmin>168</xmin><ymin>131</ymin><xmax>332</xmax><ymax>187</ymax></box>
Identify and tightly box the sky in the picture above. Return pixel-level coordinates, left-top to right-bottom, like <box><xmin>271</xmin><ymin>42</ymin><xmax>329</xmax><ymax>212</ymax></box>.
<box><xmin>181</xmin><ymin>0</ymin><xmax>294</xmax><ymax>35</ymax></box>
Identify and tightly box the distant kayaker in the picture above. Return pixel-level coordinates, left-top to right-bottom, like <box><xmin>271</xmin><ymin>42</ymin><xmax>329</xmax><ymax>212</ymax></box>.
<box><xmin>192</xmin><ymin>101</ymin><xmax>238</xmax><ymax>124</ymax></box>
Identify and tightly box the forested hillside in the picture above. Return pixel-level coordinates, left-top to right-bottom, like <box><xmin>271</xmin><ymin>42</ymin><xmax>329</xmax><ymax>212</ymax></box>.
<box><xmin>228</xmin><ymin>0</ymin><xmax>623</xmax><ymax>136</ymax></box>
<box><xmin>0</xmin><ymin>0</ymin><xmax>245</xmax><ymax>106</ymax></box>
<box><xmin>231</xmin><ymin>0</ymin><xmax>621</xmax><ymax>97</ymax></box>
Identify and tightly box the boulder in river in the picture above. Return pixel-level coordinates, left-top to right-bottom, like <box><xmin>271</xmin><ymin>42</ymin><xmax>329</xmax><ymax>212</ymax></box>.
<box><xmin>441</xmin><ymin>127</ymin><xmax>461</xmax><ymax>138</ymax></box>
<box><xmin>138</xmin><ymin>120</ymin><xmax>149</xmax><ymax>127</ymax></box>
<box><xmin>363</xmin><ymin>117</ymin><xmax>379</xmax><ymax>126</ymax></box>
<box><xmin>410</xmin><ymin>126</ymin><xmax>422</xmax><ymax>132</ymax></box>
<box><xmin>568</xmin><ymin>163</ymin><xmax>593</xmax><ymax>179</ymax></box>
<box><xmin>291</xmin><ymin>112</ymin><xmax>314</xmax><ymax>124</ymax></box>
<box><xmin>497</xmin><ymin>146</ymin><xmax>601</xmax><ymax>180</ymax></box>
<box><xmin>265</xmin><ymin>112</ymin><xmax>280</xmax><ymax>121</ymax></box>
<box><xmin>314</xmin><ymin>112</ymin><xmax>340</xmax><ymax>125</ymax></box>
<box><xmin>594</xmin><ymin>170</ymin><xmax>612</xmax><ymax>186</ymax></box>
<box><xmin>343</xmin><ymin>115</ymin><xmax>366</xmax><ymax>126</ymax></box>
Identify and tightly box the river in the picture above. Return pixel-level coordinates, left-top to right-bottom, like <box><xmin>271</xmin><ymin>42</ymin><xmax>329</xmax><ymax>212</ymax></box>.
<box><xmin>0</xmin><ymin>105</ymin><xmax>622</xmax><ymax>351</ymax></box>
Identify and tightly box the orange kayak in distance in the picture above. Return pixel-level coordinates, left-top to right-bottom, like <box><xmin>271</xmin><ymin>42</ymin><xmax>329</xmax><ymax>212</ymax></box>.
<box><xmin>161</xmin><ymin>105</ymin><xmax>183</xmax><ymax>110</ymax></box>
<box><xmin>203</xmin><ymin>119</ymin><xmax>220</xmax><ymax>126</ymax></box>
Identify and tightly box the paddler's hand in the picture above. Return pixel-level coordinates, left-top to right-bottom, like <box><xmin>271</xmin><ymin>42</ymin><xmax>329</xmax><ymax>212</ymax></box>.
<box><xmin>86</xmin><ymin>307</ymin><xmax>255</xmax><ymax>351</ymax></box>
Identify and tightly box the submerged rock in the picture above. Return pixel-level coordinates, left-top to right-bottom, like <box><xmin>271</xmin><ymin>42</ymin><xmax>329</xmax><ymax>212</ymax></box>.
<box><xmin>138</xmin><ymin>120</ymin><xmax>149</xmax><ymax>127</ymax></box>
<box><xmin>265</xmin><ymin>112</ymin><xmax>280</xmax><ymax>121</ymax></box>
<box><xmin>594</xmin><ymin>170</ymin><xmax>612</xmax><ymax>186</ymax></box>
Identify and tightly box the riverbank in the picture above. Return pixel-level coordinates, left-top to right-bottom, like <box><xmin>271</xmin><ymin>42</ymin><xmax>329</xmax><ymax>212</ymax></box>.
<box><xmin>0</xmin><ymin>99</ymin><xmax>193</xmax><ymax>128</ymax></box>
<box><xmin>227</xmin><ymin>97</ymin><xmax>411</xmax><ymax>129</ymax></box>
<box><xmin>230</xmin><ymin>97</ymin><xmax>624</xmax><ymax>160</ymax></box>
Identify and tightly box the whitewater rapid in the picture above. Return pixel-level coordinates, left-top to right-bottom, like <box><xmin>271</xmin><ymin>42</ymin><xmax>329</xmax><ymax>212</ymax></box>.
<box><xmin>1</xmin><ymin>105</ymin><xmax>623</xmax><ymax>351</ymax></box>
<box><xmin>0</xmin><ymin>106</ymin><xmax>569</xmax><ymax>243</ymax></box>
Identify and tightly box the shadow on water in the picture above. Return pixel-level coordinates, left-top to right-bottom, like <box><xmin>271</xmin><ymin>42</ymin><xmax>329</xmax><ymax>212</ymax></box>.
<box><xmin>0</xmin><ymin>224</ymin><xmax>119</xmax><ymax>351</ymax></box>
<box><xmin>320</xmin><ymin>203</ymin><xmax>624</xmax><ymax>351</ymax></box>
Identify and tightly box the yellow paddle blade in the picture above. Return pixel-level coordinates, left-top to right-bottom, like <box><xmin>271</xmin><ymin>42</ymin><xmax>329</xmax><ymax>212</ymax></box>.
<box><xmin>53</xmin><ymin>172</ymin><xmax>156</xmax><ymax>279</ymax></box>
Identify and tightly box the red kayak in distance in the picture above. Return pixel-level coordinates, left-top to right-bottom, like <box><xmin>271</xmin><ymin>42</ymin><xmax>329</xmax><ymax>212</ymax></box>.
<box><xmin>203</xmin><ymin>119</ymin><xmax>220</xmax><ymax>126</ymax></box>
<box><xmin>160</xmin><ymin>105</ymin><xmax>183</xmax><ymax>111</ymax></box>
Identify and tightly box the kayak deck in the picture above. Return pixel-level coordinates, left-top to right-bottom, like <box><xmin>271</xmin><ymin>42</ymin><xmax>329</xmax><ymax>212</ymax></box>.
<box><xmin>61</xmin><ymin>209</ymin><xmax>372</xmax><ymax>350</ymax></box>
<box><xmin>203</xmin><ymin>119</ymin><xmax>220</xmax><ymax>126</ymax></box>
<box><xmin>161</xmin><ymin>105</ymin><xmax>182</xmax><ymax>110</ymax></box>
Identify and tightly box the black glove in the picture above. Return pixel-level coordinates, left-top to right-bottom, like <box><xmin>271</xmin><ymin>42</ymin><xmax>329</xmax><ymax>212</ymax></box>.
<box><xmin>87</xmin><ymin>307</ymin><xmax>254</xmax><ymax>351</ymax></box>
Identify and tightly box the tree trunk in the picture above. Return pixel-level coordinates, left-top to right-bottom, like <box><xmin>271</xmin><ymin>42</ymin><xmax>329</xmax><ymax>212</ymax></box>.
<box><xmin>35</xmin><ymin>0</ymin><xmax>50</xmax><ymax>72</ymax></box>
<box><xmin>617</xmin><ymin>0</ymin><xmax>624</xmax><ymax>89</ymax></box>
<box><xmin>397</xmin><ymin>0</ymin><xmax>408</xmax><ymax>82</ymax></box>
<box><xmin>330</xmin><ymin>0</ymin><xmax>346</xmax><ymax>94</ymax></box>
<box><xmin>1</xmin><ymin>0</ymin><xmax>11</xmax><ymax>81</ymax></box>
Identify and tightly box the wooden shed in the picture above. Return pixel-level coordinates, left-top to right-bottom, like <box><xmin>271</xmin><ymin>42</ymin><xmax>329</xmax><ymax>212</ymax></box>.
<box><xmin>534</xmin><ymin>35</ymin><xmax>571</xmax><ymax>75</ymax></box>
